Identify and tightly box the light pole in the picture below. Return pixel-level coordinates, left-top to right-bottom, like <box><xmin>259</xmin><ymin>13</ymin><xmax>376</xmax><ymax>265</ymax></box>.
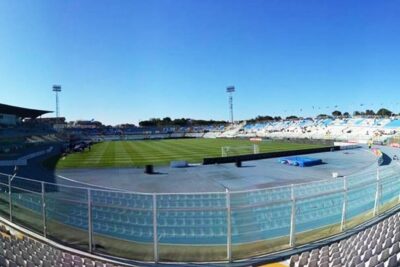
<box><xmin>52</xmin><ymin>85</ymin><xmax>62</xmax><ymax>119</ymax></box>
<box><xmin>226</xmin><ymin>86</ymin><xmax>235</xmax><ymax>124</ymax></box>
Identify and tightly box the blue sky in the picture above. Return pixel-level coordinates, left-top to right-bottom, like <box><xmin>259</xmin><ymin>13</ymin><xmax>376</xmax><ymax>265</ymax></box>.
<box><xmin>1</xmin><ymin>0</ymin><xmax>400</xmax><ymax>125</ymax></box>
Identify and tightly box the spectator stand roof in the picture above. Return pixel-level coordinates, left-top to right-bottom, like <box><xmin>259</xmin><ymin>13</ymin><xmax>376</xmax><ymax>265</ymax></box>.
<box><xmin>0</xmin><ymin>103</ymin><xmax>52</xmax><ymax>119</ymax></box>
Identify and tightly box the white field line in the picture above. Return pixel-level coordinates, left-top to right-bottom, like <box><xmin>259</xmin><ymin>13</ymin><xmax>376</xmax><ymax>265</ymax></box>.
<box><xmin>56</xmin><ymin>174</ymin><xmax>128</xmax><ymax>192</ymax></box>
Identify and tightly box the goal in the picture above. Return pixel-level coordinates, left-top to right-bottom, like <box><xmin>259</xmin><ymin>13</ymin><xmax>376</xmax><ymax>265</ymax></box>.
<box><xmin>221</xmin><ymin>144</ymin><xmax>260</xmax><ymax>157</ymax></box>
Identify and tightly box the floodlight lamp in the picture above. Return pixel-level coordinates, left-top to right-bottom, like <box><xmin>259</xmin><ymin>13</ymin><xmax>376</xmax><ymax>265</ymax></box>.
<box><xmin>53</xmin><ymin>85</ymin><xmax>62</xmax><ymax>92</ymax></box>
<box><xmin>226</xmin><ymin>86</ymin><xmax>235</xmax><ymax>93</ymax></box>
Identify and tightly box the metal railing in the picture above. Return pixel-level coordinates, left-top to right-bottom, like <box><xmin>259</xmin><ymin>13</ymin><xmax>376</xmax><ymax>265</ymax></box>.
<box><xmin>0</xmin><ymin>161</ymin><xmax>399</xmax><ymax>262</ymax></box>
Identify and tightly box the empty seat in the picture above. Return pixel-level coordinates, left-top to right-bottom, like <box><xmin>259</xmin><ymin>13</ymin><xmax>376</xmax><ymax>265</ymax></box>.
<box><xmin>386</xmin><ymin>254</ymin><xmax>398</xmax><ymax>267</ymax></box>
<box><xmin>366</xmin><ymin>255</ymin><xmax>378</xmax><ymax>267</ymax></box>
<box><xmin>289</xmin><ymin>254</ymin><xmax>299</xmax><ymax>267</ymax></box>
<box><xmin>307</xmin><ymin>259</ymin><xmax>318</xmax><ymax>267</ymax></box>
<box><xmin>0</xmin><ymin>223</ymin><xmax>122</xmax><ymax>267</ymax></box>
<box><xmin>378</xmin><ymin>248</ymin><xmax>390</xmax><ymax>263</ymax></box>
<box><xmin>331</xmin><ymin>257</ymin><xmax>341</xmax><ymax>266</ymax></box>
<box><xmin>349</xmin><ymin>255</ymin><xmax>361</xmax><ymax>267</ymax></box>
<box><xmin>389</xmin><ymin>242</ymin><xmax>400</xmax><ymax>256</ymax></box>
<box><xmin>0</xmin><ymin>256</ymin><xmax>6</xmax><ymax>267</ymax></box>
<box><xmin>362</xmin><ymin>249</ymin><xmax>372</xmax><ymax>262</ymax></box>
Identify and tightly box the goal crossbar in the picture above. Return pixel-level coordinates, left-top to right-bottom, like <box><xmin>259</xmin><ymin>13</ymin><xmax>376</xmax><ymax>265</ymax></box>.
<box><xmin>221</xmin><ymin>144</ymin><xmax>260</xmax><ymax>157</ymax></box>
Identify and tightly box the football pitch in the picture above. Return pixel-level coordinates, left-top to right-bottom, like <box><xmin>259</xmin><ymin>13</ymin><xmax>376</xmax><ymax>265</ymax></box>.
<box><xmin>55</xmin><ymin>138</ymin><xmax>327</xmax><ymax>169</ymax></box>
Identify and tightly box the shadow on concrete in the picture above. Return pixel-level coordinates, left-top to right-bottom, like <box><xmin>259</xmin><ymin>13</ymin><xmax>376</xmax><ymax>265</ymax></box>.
<box><xmin>237</xmin><ymin>165</ymin><xmax>256</xmax><ymax>168</ymax></box>
<box><xmin>146</xmin><ymin>171</ymin><xmax>168</xmax><ymax>175</ymax></box>
<box><xmin>0</xmin><ymin>144</ymin><xmax>63</xmax><ymax>193</ymax></box>
<box><xmin>381</xmin><ymin>153</ymin><xmax>392</xmax><ymax>166</ymax></box>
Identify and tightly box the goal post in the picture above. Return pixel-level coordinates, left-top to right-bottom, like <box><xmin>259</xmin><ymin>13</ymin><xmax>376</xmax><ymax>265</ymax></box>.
<box><xmin>221</xmin><ymin>144</ymin><xmax>260</xmax><ymax>157</ymax></box>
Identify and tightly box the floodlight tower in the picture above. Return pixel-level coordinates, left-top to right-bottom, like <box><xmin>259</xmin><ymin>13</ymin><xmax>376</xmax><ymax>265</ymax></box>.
<box><xmin>52</xmin><ymin>85</ymin><xmax>62</xmax><ymax>118</ymax></box>
<box><xmin>226</xmin><ymin>86</ymin><xmax>235</xmax><ymax>124</ymax></box>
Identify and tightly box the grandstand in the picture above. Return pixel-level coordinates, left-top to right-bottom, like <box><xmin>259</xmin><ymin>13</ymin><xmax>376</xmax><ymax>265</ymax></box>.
<box><xmin>287</xmin><ymin>211</ymin><xmax>400</xmax><ymax>267</ymax></box>
<box><xmin>235</xmin><ymin>118</ymin><xmax>400</xmax><ymax>143</ymax></box>
<box><xmin>0</xmin><ymin>103</ymin><xmax>65</xmax><ymax>161</ymax></box>
<box><xmin>0</xmin><ymin>221</ymin><xmax>125</xmax><ymax>267</ymax></box>
<box><xmin>61</xmin><ymin>117</ymin><xmax>400</xmax><ymax>145</ymax></box>
<box><xmin>0</xmin><ymin>103</ymin><xmax>50</xmax><ymax>125</ymax></box>
<box><xmin>0</xmin><ymin>103</ymin><xmax>400</xmax><ymax>266</ymax></box>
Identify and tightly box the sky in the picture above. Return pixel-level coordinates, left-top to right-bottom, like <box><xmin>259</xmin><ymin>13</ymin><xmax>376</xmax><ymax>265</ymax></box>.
<box><xmin>1</xmin><ymin>0</ymin><xmax>400</xmax><ymax>125</ymax></box>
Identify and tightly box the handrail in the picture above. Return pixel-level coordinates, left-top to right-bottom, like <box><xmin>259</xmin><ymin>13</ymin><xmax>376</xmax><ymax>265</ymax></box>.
<box><xmin>1</xmin><ymin>155</ymin><xmax>399</xmax><ymax>263</ymax></box>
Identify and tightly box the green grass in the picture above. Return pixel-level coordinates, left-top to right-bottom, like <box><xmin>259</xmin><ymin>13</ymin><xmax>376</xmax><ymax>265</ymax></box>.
<box><xmin>52</xmin><ymin>138</ymin><xmax>327</xmax><ymax>169</ymax></box>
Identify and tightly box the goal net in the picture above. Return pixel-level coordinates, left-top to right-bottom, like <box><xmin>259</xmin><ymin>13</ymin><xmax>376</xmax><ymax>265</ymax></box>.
<box><xmin>221</xmin><ymin>144</ymin><xmax>260</xmax><ymax>157</ymax></box>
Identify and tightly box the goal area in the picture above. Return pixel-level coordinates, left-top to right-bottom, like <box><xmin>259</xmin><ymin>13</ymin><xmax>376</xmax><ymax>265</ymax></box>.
<box><xmin>221</xmin><ymin>144</ymin><xmax>260</xmax><ymax>157</ymax></box>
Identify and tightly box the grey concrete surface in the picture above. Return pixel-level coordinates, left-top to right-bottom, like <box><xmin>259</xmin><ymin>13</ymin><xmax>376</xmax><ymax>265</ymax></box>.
<box><xmin>56</xmin><ymin>148</ymin><xmax>380</xmax><ymax>193</ymax></box>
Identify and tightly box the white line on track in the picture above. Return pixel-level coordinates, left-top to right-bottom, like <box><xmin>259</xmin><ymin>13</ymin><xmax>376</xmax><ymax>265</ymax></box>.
<box><xmin>56</xmin><ymin>174</ymin><xmax>128</xmax><ymax>192</ymax></box>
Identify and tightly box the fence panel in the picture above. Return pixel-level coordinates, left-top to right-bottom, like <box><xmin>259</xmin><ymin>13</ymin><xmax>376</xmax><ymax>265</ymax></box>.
<box><xmin>157</xmin><ymin>193</ymin><xmax>228</xmax><ymax>262</ymax></box>
<box><xmin>0</xmin><ymin>174</ymin><xmax>10</xmax><ymax>219</ymax></box>
<box><xmin>91</xmin><ymin>190</ymin><xmax>154</xmax><ymax>261</ymax></box>
<box><xmin>10</xmin><ymin>177</ymin><xmax>44</xmax><ymax>235</ymax></box>
<box><xmin>44</xmin><ymin>183</ymin><xmax>90</xmax><ymax>251</ymax></box>
<box><xmin>295</xmin><ymin>191</ymin><xmax>343</xmax><ymax>246</ymax></box>
<box><xmin>0</xmin><ymin>160</ymin><xmax>398</xmax><ymax>263</ymax></box>
<box><xmin>345</xmin><ymin>183</ymin><xmax>376</xmax><ymax>228</ymax></box>
<box><xmin>380</xmin><ymin>172</ymin><xmax>400</xmax><ymax>212</ymax></box>
<box><xmin>230</xmin><ymin>188</ymin><xmax>292</xmax><ymax>259</ymax></box>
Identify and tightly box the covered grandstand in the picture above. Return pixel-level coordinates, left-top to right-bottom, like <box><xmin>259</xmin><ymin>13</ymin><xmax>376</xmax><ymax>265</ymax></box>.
<box><xmin>0</xmin><ymin>103</ymin><xmax>51</xmax><ymax>125</ymax></box>
<box><xmin>0</xmin><ymin>103</ymin><xmax>64</xmax><ymax>162</ymax></box>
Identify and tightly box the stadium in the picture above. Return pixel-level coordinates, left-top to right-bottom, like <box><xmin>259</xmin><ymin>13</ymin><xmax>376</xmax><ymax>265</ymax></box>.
<box><xmin>2</xmin><ymin>1</ymin><xmax>400</xmax><ymax>267</ymax></box>
<box><xmin>0</xmin><ymin>101</ymin><xmax>400</xmax><ymax>267</ymax></box>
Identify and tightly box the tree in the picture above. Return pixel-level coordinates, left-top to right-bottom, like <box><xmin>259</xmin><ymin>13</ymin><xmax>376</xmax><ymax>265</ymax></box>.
<box><xmin>139</xmin><ymin>117</ymin><xmax>227</xmax><ymax>127</ymax></box>
<box><xmin>139</xmin><ymin>119</ymin><xmax>156</xmax><ymax>127</ymax></box>
<box><xmin>163</xmin><ymin>117</ymin><xmax>172</xmax><ymax>124</ymax></box>
<box><xmin>286</xmin><ymin>115</ymin><xmax>298</xmax><ymax>120</ymax></box>
<box><xmin>365</xmin><ymin>109</ymin><xmax>375</xmax><ymax>116</ymax></box>
<box><xmin>255</xmin><ymin>115</ymin><xmax>274</xmax><ymax>121</ymax></box>
<box><xmin>332</xmin><ymin>110</ymin><xmax>342</xmax><ymax>117</ymax></box>
<box><xmin>353</xmin><ymin>111</ymin><xmax>361</xmax><ymax>116</ymax></box>
<box><xmin>343</xmin><ymin>112</ymin><xmax>350</xmax><ymax>118</ymax></box>
<box><xmin>247</xmin><ymin>115</ymin><xmax>279</xmax><ymax>123</ymax></box>
<box><xmin>317</xmin><ymin>114</ymin><xmax>330</xmax><ymax>119</ymax></box>
<box><xmin>376</xmin><ymin>108</ymin><xmax>393</xmax><ymax>117</ymax></box>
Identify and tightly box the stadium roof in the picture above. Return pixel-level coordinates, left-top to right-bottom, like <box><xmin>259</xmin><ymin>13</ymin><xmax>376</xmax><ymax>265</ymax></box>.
<box><xmin>0</xmin><ymin>103</ymin><xmax>52</xmax><ymax>119</ymax></box>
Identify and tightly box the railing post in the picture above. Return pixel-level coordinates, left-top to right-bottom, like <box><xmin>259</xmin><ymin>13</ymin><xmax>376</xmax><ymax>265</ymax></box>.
<box><xmin>289</xmin><ymin>184</ymin><xmax>296</xmax><ymax>247</ymax></box>
<box><xmin>340</xmin><ymin>176</ymin><xmax>347</xmax><ymax>231</ymax></box>
<box><xmin>87</xmin><ymin>189</ymin><xmax>93</xmax><ymax>253</ymax></box>
<box><xmin>41</xmin><ymin>182</ymin><xmax>47</xmax><ymax>237</ymax></box>
<box><xmin>398</xmin><ymin>174</ymin><xmax>400</xmax><ymax>205</ymax></box>
<box><xmin>8</xmin><ymin>175</ymin><xmax>12</xmax><ymax>222</ymax></box>
<box><xmin>152</xmin><ymin>194</ymin><xmax>159</xmax><ymax>263</ymax></box>
<box><xmin>373</xmin><ymin>166</ymin><xmax>380</xmax><ymax>216</ymax></box>
<box><xmin>226</xmin><ymin>188</ymin><xmax>232</xmax><ymax>262</ymax></box>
